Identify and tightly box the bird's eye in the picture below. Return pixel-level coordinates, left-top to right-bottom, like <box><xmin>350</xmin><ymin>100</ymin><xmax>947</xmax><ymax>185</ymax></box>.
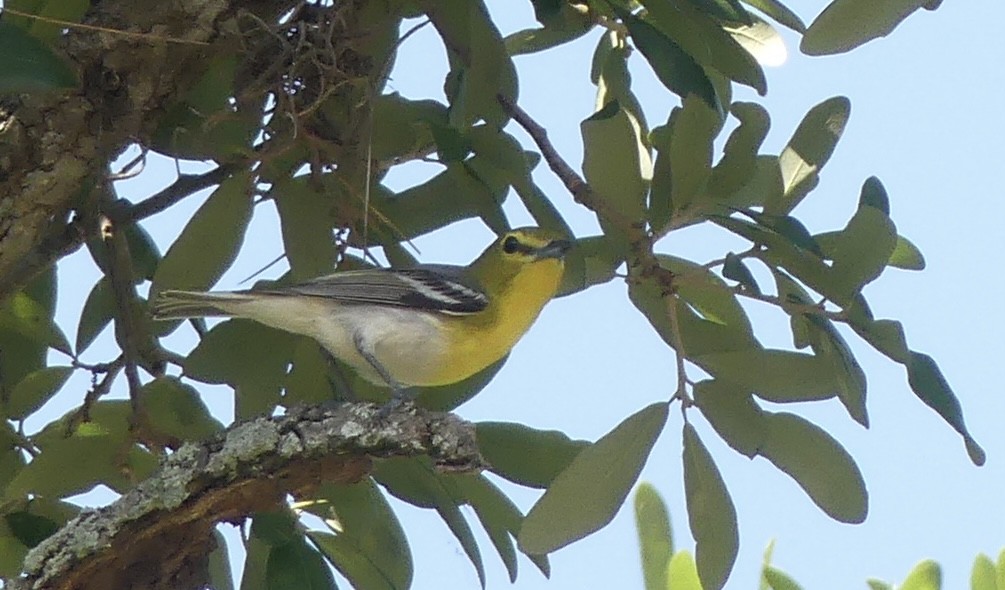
<box><xmin>502</xmin><ymin>235</ymin><xmax>520</xmax><ymax>254</ymax></box>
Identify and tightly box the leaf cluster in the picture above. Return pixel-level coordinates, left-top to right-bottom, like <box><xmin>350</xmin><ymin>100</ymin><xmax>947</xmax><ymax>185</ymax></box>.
<box><xmin>0</xmin><ymin>0</ymin><xmax>981</xmax><ymax>588</ymax></box>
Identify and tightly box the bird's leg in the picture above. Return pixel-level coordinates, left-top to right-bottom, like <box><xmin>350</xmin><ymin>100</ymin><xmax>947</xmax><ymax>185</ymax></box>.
<box><xmin>353</xmin><ymin>334</ymin><xmax>416</xmax><ymax>415</ymax></box>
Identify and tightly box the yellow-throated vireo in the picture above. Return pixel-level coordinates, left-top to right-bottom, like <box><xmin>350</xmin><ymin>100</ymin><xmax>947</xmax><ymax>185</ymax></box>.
<box><xmin>152</xmin><ymin>227</ymin><xmax>570</xmax><ymax>404</ymax></box>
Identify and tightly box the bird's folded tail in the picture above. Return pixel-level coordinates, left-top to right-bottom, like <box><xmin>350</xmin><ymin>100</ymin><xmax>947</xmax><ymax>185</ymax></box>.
<box><xmin>151</xmin><ymin>290</ymin><xmax>255</xmax><ymax>320</ymax></box>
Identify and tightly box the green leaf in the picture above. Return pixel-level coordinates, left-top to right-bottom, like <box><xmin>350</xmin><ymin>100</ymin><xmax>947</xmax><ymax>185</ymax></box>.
<box><xmin>661</xmin><ymin>255</ymin><xmax>753</xmax><ymax>333</ymax></box>
<box><xmin>726</xmin><ymin>155</ymin><xmax>783</xmax><ymax>209</ymax></box>
<box><xmin>7</xmin><ymin>365</ymin><xmax>72</xmax><ymax>420</ymax></box>
<box><xmin>741</xmin><ymin>211</ymin><xmax>824</xmax><ymax>256</ymax></box>
<box><xmin>858</xmin><ymin>175</ymin><xmax>890</xmax><ymax>213</ymax></box>
<box><xmin>829</xmin><ymin>204</ymin><xmax>898</xmax><ymax>299</ymax></box>
<box><xmin>740</xmin><ymin>0</ymin><xmax>807</xmax><ymax>32</ymax></box>
<box><xmin>682</xmin><ymin>424</ymin><xmax>738</xmax><ymax>590</ymax></box>
<box><xmin>265</xmin><ymin>540</ymin><xmax>337</xmax><ymax>590</ymax></box>
<box><xmin>151</xmin><ymin>54</ymin><xmax>258</xmax><ymax>161</ymax></box>
<box><xmin>519</xmin><ymin>403</ymin><xmax>668</xmax><ymax>554</ymax></box>
<box><xmin>773</xmin><ymin>271</ymin><xmax>868</xmax><ymax>426</ymax></box>
<box><xmin>311</xmin><ymin>479</ymin><xmax>411</xmax><ymax>590</ymax></box>
<box><xmin>971</xmin><ymin>553</ymin><xmax>996</xmax><ymax>590</ymax></box>
<box><xmin>505</xmin><ymin>2</ymin><xmax>594</xmax><ymax>56</ymax></box>
<box><xmin>369</xmin><ymin>160</ymin><xmax>507</xmax><ymax>239</ymax></box>
<box><xmin>0</xmin><ymin>519</ymin><xmax>28</xmax><ymax>576</ymax></box>
<box><xmin>273</xmin><ymin>178</ymin><xmax>338</xmax><ymax>281</ymax></box>
<box><xmin>209</xmin><ymin>530</ymin><xmax>236</xmax><ymax>590</ymax></box>
<box><xmin>0</xmin><ymin>289</ymin><xmax>71</xmax><ymax>355</ymax></box>
<box><xmin>592</xmin><ymin>31</ymin><xmax>649</xmax><ymax>137</ymax></box>
<box><xmin>714</xmin><ymin>216</ymin><xmax>850</xmax><ymax>306</ymax></box>
<box><xmin>666</xmin><ymin>549</ymin><xmax>703</xmax><ymax>590</ymax></box>
<box><xmin>451</xmin><ymin>474</ymin><xmax>523</xmax><ymax>582</ymax></box>
<box><xmin>283</xmin><ymin>339</ymin><xmax>335</xmax><ymax>407</ymax></box>
<box><xmin>697</xmin><ymin>349</ymin><xmax>839</xmax><ymax>403</ymax></box>
<box><xmin>889</xmin><ymin>235</ymin><xmax>926</xmax><ymax>270</ymax></box>
<box><xmin>581</xmin><ymin>99</ymin><xmax>651</xmax><ymax>224</ymax></box>
<box><xmin>759</xmin><ymin>412</ymin><xmax>868</xmax><ymax>523</ymax></box>
<box><xmin>617</xmin><ymin>8</ymin><xmax>718</xmax><ymax>108</ymax></box>
<box><xmin>4</xmin><ymin>510</ymin><xmax>59</xmax><ymax>548</ymax></box>
<box><xmin>0</xmin><ymin>424</ymin><xmax>27</xmax><ymax>488</ymax></box>
<box><xmin>801</xmin><ymin>0</ymin><xmax>927</xmax><ymax>56</ymax></box>
<box><xmin>140</xmin><ymin>377</ymin><xmax>224</xmax><ymax>442</ymax></box>
<box><xmin>866</xmin><ymin>579</ymin><xmax>894</xmax><ymax>590</ymax></box>
<box><xmin>629</xmin><ymin>274</ymin><xmax>756</xmax><ymax>357</ymax></box>
<box><xmin>635</xmin><ymin>482</ymin><xmax>673</xmax><ymax>590</ymax></box>
<box><xmin>763</xmin><ymin>565</ymin><xmax>804</xmax><ymax>590</ymax></box>
<box><xmin>5</xmin><ymin>0</ymin><xmax>88</xmax><ymax>42</ymax></box>
<box><xmin>996</xmin><ymin>550</ymin><xmax>1005</xmax><ymax>590</ymax></box>
<box><xmin>74</xmin><ymin>277</ymin><xmax>115</xmax><ymax>355</ymax></box>
<box><xmin>906</xmin><ymin>352</ymin><xmax>985</xmax><ymax>466</ymax></box>
<box><xmin>709</xmin><ymin>102</ymin><xmax>771</xmax><ymax>200</ymax></box>
<box><xmin>664</xmin><ymin>97</ymin><xmax>721</xmax><ymax>217</ymax></box>
<box><xmin>373</xmin><ymin>458</ymin><xmax>485</xmax><ymax>586</ymax></box>
<box><xmin>558</xmin><ymin>235</ymin><xmax>625</xmax><ymax>297</ymax></box>
<box><xmin>0</xmin><ymin>21</ymin><xmax>77</xmax><ymax>92</ymax></box>
<box><xmin>185</xmin><ymin>319</ymin><xmax>295</xmax><ymax>419</ymax></box>
<box><xmin>476</xmin><ymin>422</ymin><xmax>588</xmax><ymax>488</ymax></box>
<box><xmin>900</xmin><ymin>559</ymin><xmax>941</xmax><ymax>590</ymax></box>
<box><xmin>725</xmin><ymin>16</ymin><xmax>787</xmax><ymax>68</ymax></box>
<box><xmin>7</xmin><ymin>404</ymin><xmax>157</xmax><ymax>499</ymax></box>
<box><xmin>722</xmin><ymin>252</ymin><xmax>761</xmax><ymax>294</ymax></box>
<box><xmin>369</xmin><ymin>93</ymin><xmax>447</xmax><ymax>161</ymax></box>
<box><xmin>686</xmin><ymin>0</ymin><xmax>752</xmax><ymax>24</ymax></box>
<box><xmin>642</xmin><ymin>0</ymin><xmax>766</xmax><ymax>94</ymax></box>
<box><xmin>432</xmin><ymin>0</ymin><xmax>517</xmax><ymax>128</ymax></box>
<box><xmin>769</xmin><ymin>96</ymin><xmax>851</xmax><ymax>214</ymax></box>
<box><xmin>150</xmin><ymin>171</ymin><xmax>254</xmax><ymax>297</ymax></box>
<box><xmin>693</xmin><ymin>379</ymin><xmax>766</xmax><ymax>458</ymax></box>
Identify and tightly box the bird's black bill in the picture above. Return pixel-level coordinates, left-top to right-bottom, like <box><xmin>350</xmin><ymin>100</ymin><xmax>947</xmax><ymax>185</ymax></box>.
<box><xmin>535</xmin><ymin>239</ymin><xmax>572</xmax><ymax>260</ymax></box>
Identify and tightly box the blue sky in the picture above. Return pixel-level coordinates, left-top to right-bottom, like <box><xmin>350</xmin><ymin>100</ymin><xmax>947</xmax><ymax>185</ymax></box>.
<box><xmin>42</xmin><ymin>1</ymin><xmax>1004</xmax><ymax>588</ymax></box>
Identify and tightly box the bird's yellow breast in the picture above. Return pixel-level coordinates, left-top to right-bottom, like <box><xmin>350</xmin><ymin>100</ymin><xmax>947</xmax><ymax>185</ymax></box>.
<box><xmin>432</xmin><ymin>258</ymin><xmax>563</xmax><ymax>385</ymax></box>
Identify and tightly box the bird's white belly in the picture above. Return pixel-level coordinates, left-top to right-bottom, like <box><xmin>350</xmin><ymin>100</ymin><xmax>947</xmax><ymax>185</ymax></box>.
<box><xmin>225</xmin><ymin>296</ymin><xmax>448</xmax><ymax>386</ymax></box>
<box><xmin>314</xmin><ymin>304</ymin><xmax>448</xmax><ymax>386</ymax></box>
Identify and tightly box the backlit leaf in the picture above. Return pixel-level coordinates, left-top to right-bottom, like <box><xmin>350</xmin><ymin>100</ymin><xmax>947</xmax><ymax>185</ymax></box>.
<box><xmin>265</xmin><ymin>540</ymin><xmax>336</xmax><ymax>590</ymax></box>
<box><xmin>519</xmin><ymin>403</ymin><xmax>668</xmax><ymax>554</ymax></box>
<box><xmin>906</xmin><ymin>352</ymin><xmax>985</xmax><ymax>465</ymax></box>
<box><xmin>759</xmin><ymin>412</ymin><xmax>868</xmax><ymax>523</ymax></box>
<box><xmin>635</xmin><ymin>482</ymin><xmax>673</xmax><ymax>590</ymax></box>
<box><xmin>683</xmin><ymin>424</ymin><xmax>738</xmax><ymax>590</ymax></box>
<box><xmin>666</xmin><ymin>549</ymin><xmax>703</xmax><ymax>590</ymax></box>
<box><xmin>476</xmin><ymin>422</ymin><xmax>587</xmax><ymax>489</ymax></box>
<box><xmin>7</xmin><ymin>365</ymin><xmax>72</xmax><ymax>420</ymax></box>
<box><xmin>769</xmin><ymin>97</ymin><xmax>850</xmax><ymax>214</ymax></box>
<box><xmin>151</xmin><ymin>171</ymin><xmax>254</xmax><ymax>298</ymax></box>
<box><xmin>581</xmin><ymin>100</ymin><xmax>651</xmax><ymax>224</ymax></box>
<box><xmin>801</xmin><ymin>0</ymin><xmax>927</xmax><ymax>56</ymax></box>
<box><xmin>899</xmin><ymin>559</ymin><xmax>941</xmax><ymax>590</ymax></box>
<box><xmin>693</xmin><ymin>379</ymin><xmax>766</xmax><ymax>458</ymax></box>
<box><xmin>617</xmin><ymin>8</ymin><xmax>717</xmax><ymax>108</ymax></box>
<box><xmin>0</xmin><ymin>21</ymin><xmax>76</xmax><ymax>92</ymax></box>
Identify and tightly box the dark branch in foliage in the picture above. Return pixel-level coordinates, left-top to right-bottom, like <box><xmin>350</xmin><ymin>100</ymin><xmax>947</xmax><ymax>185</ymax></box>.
<box><xmin>10</xmin><ymin>403</ymin><xmax>484</xmax><ymax>590</ymax></box>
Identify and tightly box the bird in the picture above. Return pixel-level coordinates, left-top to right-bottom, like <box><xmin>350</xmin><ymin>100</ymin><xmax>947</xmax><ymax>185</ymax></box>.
<box><xmin>151</xmin><ymin>227</ymin><xmax>571</xmax><ymax>405</ymax></box>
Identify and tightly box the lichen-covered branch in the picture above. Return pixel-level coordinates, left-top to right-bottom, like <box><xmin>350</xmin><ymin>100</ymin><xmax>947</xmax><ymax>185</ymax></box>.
<box><xmin>11</xmin><ymin>403</ymin><xmax>483</xmax><ymax>590</ymax></box>
<box><xmin>0</xmin><ymin>0</ymin><xmax>272</xmax><ymax>301</ymax></box>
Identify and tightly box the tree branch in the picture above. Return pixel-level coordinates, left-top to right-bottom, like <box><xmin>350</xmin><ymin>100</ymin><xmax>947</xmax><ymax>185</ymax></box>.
<box><xmin>0</xmin><ymin>165</ymin><xmax>237</xmax><ymax>302</ymax></box>
<box><xmin>11</xmin><ymin>403</ymin><xmax>483</xmax><ymax>590</ymax></box>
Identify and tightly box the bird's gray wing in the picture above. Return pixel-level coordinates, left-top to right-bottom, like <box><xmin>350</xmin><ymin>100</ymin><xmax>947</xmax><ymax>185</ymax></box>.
<box><xmin>253</xmin><ymin>266</ymin><xmax>489</xmax><ymax>314</ymax></box>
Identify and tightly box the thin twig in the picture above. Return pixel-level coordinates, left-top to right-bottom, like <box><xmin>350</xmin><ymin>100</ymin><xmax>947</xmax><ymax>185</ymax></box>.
<box><xmin>66</xmin><ymin>357</ymin><xmax>125</xmax><ymax>435</ymax></box>
<box><xmin>734</xmin><ymin>287</ymin><xmax>845</xmax><ymax>322</ymax></box>
<box><xmin>116</xmin><ymin>164</ymin><xmax>237</xmax><ymax>223</ymax></box>
<box><xmin>1</xmin><ymin>7</ymin><xmax>210</xmax><ymax>45</ymax></box>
